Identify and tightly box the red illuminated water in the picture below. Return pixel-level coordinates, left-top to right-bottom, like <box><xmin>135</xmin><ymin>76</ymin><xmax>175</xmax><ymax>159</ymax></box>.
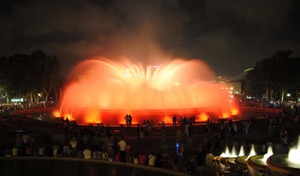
<box><xmin>55</xmin><ymin>58</ymin><xmax>237</xmax><ymax>125</ymax></box>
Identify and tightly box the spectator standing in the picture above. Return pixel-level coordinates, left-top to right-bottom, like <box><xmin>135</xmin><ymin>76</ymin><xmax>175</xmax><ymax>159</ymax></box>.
<box><xmin>173</xmin><ymin>115</ymin><xmax>176</xmax><ymax>126</ymax></box>
<box><xmin>69</xmin><ymin>137</ymin><xmax>78</xmax><ymax>157</ymax></box>
<box><xmin>196</xmin><ymin>144</ymin><xmax>206</xmax><ymax>174</ymax></box>
<box><xmin>118</xmin><ymin>136</ymin><xmax>127</xmax><ymax>162</ymax></box>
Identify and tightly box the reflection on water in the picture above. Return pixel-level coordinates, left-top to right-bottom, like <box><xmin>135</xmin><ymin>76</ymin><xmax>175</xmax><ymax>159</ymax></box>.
<box><xmin>0</xmin><ymin>157</ymin><xmax>184</xmax><ymax>176</ymax></box>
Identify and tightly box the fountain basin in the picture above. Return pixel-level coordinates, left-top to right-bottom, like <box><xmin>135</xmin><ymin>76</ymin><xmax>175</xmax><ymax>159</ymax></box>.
<box><xmin>227</xmin><ymin>157</ymin><xmax>237</xmax><ymax>167</ymax></box>
<box><xmin>267</xmin><ymin>154</ymin><xmax>300</xmax><ymax>175</ymax></box>
<box><xmin>220</xmin><ymin>157</ymin><xmax>229</xmax><ymax>166</ymax></box>
<box><xmin>235</xmin><ymin>156</ymin><xmax>248</xmax><ymax>169</ymax></box>
<box><xmin>246</xmin><ymin>155</ymin><xmax>268</xmax><ymax>173</ymax></box>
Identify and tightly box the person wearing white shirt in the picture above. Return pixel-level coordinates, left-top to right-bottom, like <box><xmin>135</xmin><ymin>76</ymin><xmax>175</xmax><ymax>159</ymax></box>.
<box><xmin>83</xmin><ymin>146</ymin><xmax>92</xmax><ymax>159</ymax></box>
<box><xmin>118</xmin><ymin>137</ymin><xmax>127</xmax><ymax>162</ymax></box>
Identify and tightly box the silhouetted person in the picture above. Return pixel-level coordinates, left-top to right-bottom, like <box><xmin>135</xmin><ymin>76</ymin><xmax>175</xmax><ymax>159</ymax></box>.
<box><xmin>173</xmin><ymin>115</ymin><xmax>176</xmax><ymax>126</ymax></box>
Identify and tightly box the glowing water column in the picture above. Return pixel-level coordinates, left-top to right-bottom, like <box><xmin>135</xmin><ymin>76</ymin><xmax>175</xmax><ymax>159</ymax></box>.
<box><xmin>54</xmin><ymin>58</ymin><xmax>238</xmax><ymax>125</ymax></box>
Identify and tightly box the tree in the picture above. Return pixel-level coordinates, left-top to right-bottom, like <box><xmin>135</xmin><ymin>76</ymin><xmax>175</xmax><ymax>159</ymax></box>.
<box><xmin>30</xmin><ymin>50</ymin><xmax>61</xmax><ymax>104</ymax></box>
<box><xmin>0</xmin><ymin>50</ymin><xmax>61</xmax><ymax>105</ymax></box>
<box><xmin>246</xmin><ymin>50</ymin><xmax>300</xmax><ymax>103</ymax></box>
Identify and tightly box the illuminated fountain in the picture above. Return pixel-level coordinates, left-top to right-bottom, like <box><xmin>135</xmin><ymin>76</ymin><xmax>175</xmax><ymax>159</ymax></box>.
<box><xmin>214</xmin><ymin>144</ymin><xmax>244</xmax><ymax>174</ymax></box>
<box><xmin>55</xmin><ymin>58</ymin><xmax>237</xmax><ymax>125</ymax></box>
<box><xmin>246</xmin><ymin>145</ymin><xmax>273</xmax><ymax>176</ymax></box>
<box><xmin>236</xmin><ymin>144</ymin><xmax>257</xmax><ymax>171</ymax></box>
<box><xmin>267</xmin><ymin>136</ymin><xmax>300</xmax><ymax>175</ymax></box>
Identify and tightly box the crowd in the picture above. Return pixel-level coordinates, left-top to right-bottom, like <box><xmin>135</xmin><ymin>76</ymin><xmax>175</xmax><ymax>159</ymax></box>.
<box><xmin>1</xmin><ymin>114</ymin><xmax>203</xmax><ymax>175</ymax></box>
<box><xmin>1</xmin><ymin>107</ymin><xmax>300</xmax><ymax>175</ymax></box>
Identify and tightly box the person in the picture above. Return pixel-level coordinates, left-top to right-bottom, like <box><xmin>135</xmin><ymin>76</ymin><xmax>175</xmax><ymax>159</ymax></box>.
<box><xmin>173</xmin><ymin>115</ymin><xmax>176</xmax><ymax>126</ymax></box>
<box><xmin>138</xmin><ymin>152</ymin><xmax>147</xmax><ymax>165</ymax></box>
<box><xmin>69</xmin><ymin>136</ymin><xmax>78</xmax><ymax>157</ymax></box>
<box><xmin>38</xmin><ymin>146</ymin><xmax>46</xmax><ymax>156</ymax></box>
<box><xmin>161</xmin><ymin>139</ymin><xmax>168</xmax><ymax>151</ymax></box>
<box><xmin>185</xmin><ymin>158</ymin><xmax>196</xmax><ymax>174</ymax></box>
<box><xmin>83</xmin><ymin>146</ymin><xmax>92</xmax><ymax>159</ymax></box>
<box><xmin>139</xmin><ymin>125</ymin><xmax>144</xmax><ymax>139</ymax></box>
<box><xmin>22</xmin><ymin>133</ymin><xmax>30</xmax><ymax>145</ymax></box>
<box><xmin>118</xmin><ymin>136</ymin><xmax>127</xmax><ymax>162</ymax></box>
<box><xmin>179</xmin><ymin>143</ymin><xmax>185</xmax><ymax>158</ymax></box>
<box><xmin>171</xmin><ymin>157</ymin><xmax>180</xmax><ymax>171</ymax></box>
<box><xmin>12</xmin><ymin>146</ymin><xmax>19</xmax><ymax>156</ymax></box>
<box><xmin>148</xmin><ymin>151</ymin><xmax>156</xmax><ymax>166</ymax></box>
<box><xmin>62</xmin><ymin>143</ymin><xmax>71</xmax><ymax>157</ymax></box>
<box><xmin>101</xmin><ymin>151</ymin><xmax>109</xmax><ymax>161</ymax></box>
<box><xmin>196</xmin><ymin>144</ymin><xmax>206</xmax><ymax>174</ymax></box>
<box><xmin>124</xmin><ymin>114</ymin><xmax>129</xmax><ymax>126</ymax></box>
<box><xmin>205</xmin><ymin>149</ymin><xmax>215</xmax><ymax>171</ymax></box>
<box><xmin>128</xmin><ymin>114</ymin><xmax>132</xmax><ymax>126</ymax></box>
<box><xmin>133</xmin><ymin>152</ymin><xmax>139</xmax><ymax>164</ymax></box>
<box><xmin>243</xmin><ymin>121</ymin><xmax>251</xmax><ymax>136</ymax></box>
<box><xmin>106</xmin><ymin>136</ymin><xmax>114</xmax><ymax>159</ymax></box>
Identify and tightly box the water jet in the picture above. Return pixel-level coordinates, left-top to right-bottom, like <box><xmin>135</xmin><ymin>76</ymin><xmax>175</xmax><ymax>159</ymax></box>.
<box><xmin>55</xmin><ymin>58</ymin><xmax>237</xmax><ymax>125</ymax></box>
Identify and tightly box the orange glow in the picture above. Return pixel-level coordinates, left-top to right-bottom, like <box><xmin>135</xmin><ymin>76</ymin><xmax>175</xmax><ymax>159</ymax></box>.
<box><xmin>53</xmin><ymin>110</ymin><xmax>61</xmax><ymax>117</ymax></box>
<box><xmin>65</xmin><ymin>113</ymin><xmax>73</xmax><ymax>121</ymax></box>
<box><xmin>162</xmin><ymin>116</ymin><xmax>173</xmax><ymax>124</ymax></box>
<box><xmin>196</xmin><ymin>113</ymin><xmax>209</xmax><ymax>122</ymax></box>
<box><xmin>57</xmin><ymin>58</ymin><xmax>235</xmax><ymax>125</ymax></box>
<box><xmin>231</xmin><ymin>108</ymin><xmax>239</xmax><ymax>116</ymax></box>
<box><xmin>84</xmin><ymin>109</ymin><xmax>101</xmax><ymax>124</ymax></box>
<box><xmin>222</xmin><ymin>112</ymin><xmax>230</xmax><ymax>118</ymax></box>
<box><xmin>119</xmin><ymin>120</ymin><xmax>139</xmax><ymax>125</ymax></box>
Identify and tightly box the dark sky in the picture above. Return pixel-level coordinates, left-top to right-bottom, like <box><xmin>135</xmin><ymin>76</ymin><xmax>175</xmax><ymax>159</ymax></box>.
<box><xmin>1</xmin><ymin>0</ymin><xmax>299</xmax><ymax>77</ymax></box>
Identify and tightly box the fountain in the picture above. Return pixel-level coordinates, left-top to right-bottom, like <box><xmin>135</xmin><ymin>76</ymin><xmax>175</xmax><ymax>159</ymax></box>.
<box><xmin>236</xmin><ymin>144</ymin><xmax>257</xmax><ymax>172</ymax></box>
<box><xmin>214</xmin><ymin>144</ymin><xmax>242</xmax><ymax>175</ymax></box>
<box><xmin>267</xmin><ymin>136</ymin><xmax>300</xmax><ymax>175</ymax></box>
<box><xmin>246</xmin><ymin>145</ymin><xmax>274</xmax><ymax>176</ymax></box>
<box><xmin>55</xmin><ymin>58</ymin><xmax>237</xmax><ymax>125</ymax></box>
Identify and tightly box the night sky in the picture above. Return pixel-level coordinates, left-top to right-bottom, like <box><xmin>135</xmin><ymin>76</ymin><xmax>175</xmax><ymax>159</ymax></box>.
<box><xmin>1</xmin><ymin>0</ymin><xmax>299</xmax><ymax>77</ymax></box>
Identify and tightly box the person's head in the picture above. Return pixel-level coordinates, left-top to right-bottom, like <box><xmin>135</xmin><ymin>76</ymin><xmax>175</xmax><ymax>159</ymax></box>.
<box><xmin>190</xmin><ymin>158</ymin><xmax>194</xmax><ymax>162</ymax></box>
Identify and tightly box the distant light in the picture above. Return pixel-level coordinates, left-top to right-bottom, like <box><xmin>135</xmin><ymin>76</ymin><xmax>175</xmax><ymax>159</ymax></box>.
<box><xmin>11</xmin><ymin>98</ymin><xmax>23</xmax><ymax>103</ymax></box>
<box><xmin>286</xmin><ymin>93</ymin><xmax>291</xmax><ymax>97</ymax></box>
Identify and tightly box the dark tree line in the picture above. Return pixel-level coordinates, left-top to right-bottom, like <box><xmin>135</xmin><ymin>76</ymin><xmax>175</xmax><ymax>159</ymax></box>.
<box><xmin>0</xmin><ymin>49</ymin><xmax>62</xmax><ymax>105</ymax></box>
<box><xmin>245</xmin><ymin>50</ymin><xmax>300</xmax><ymax>103</ymax></box>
